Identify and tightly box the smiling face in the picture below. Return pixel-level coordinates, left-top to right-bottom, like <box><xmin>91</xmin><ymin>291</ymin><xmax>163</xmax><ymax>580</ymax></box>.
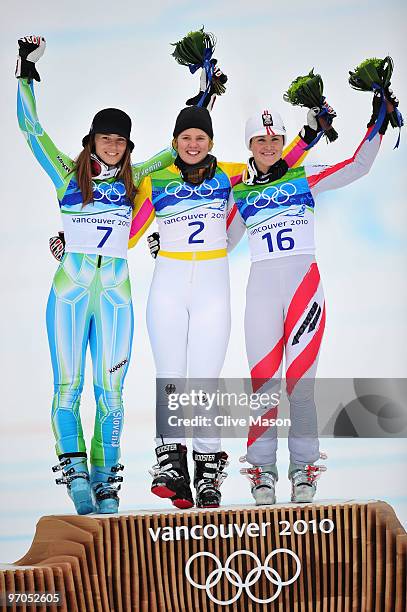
<box><xmin>176</xmin><ymin>128</ymin><xmax>211</xmax><ymax>165</ymax></box>
<box><xmin>250</xmin><ymin>134</ymin><xmax>284</xmax><ymax>173</ymax></box>
<box><xmin>94</xmin><ymin>133</ymin><xmax>128</xmax><ymax>166</ymax></box>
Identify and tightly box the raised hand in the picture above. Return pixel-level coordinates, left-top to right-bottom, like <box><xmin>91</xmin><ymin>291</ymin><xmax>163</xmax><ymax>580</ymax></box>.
<box><xmin>186</xmin><ymin>60</ymin><xmax>228</xmax><ymax>111</ymax></box>
<box><xmin>15</xmin><ymin>35</ymin><xmax>46</xmax><ymax>82</ymax></box>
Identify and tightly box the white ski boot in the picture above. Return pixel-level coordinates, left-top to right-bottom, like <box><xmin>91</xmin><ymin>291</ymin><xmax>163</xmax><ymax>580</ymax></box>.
<box><xmin>289</xmin><ymin>452</ymin><xmax>327</xmax><ymax>503</ymax></box>
<box><xmin>240</xmin><ymin>456</ymin><xmax>278</xmax><ymax>505</ymax></box>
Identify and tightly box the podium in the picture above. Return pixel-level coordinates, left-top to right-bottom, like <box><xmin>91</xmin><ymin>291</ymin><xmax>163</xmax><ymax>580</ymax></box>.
<box><xmin>1</xmin><ymin>500</ymin><xmax>406</xmax><ymax>611</ymax></box>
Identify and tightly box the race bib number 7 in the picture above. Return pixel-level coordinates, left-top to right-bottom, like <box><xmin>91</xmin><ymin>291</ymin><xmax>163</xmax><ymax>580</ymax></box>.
<box><xmin>97</xmin><ymin>225</ymin><xmax>113</xmax><ymax>247</ymax></box>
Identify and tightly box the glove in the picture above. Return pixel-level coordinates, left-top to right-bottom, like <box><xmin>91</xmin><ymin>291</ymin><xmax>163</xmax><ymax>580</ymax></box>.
<box><xmin>300</xmin><ymin>102</ymin><xmax>337</xmax><ymax>144</ymax></box>
<box><xmin>367</xmin><ymin>85</ymin><xmax>404</xmax><ymax>138</ymax></box>
<box><xmin>384</xmin><ymin>86</ymin><xmax>399</xmax><ymax>109</ymax></box>
<box><xmin>147</xmin><ymin>232</ymin><xmax>160</xmax><ymax>259</ymax></box>
<box><xmin>306</xmin><ymin>107</ymin><xmax>322</xmax><ymax>132</ymax></box>
<box><xmin>383</xmin><ymin>87</ymin><xmax>403</xmax><ymax>129</ymax></box>
<box><xmin>367</xmin><ymin>90</ymin><xmax>395</xmax><ymax>135</ymax></box>
<box><xmin>15</xmin><ymin>36</ymin><xmax>46</xmax><ymax>82</ymax></box>
<box><xmin>49</xmin><ymin>231</ymin><xmax>65</xmax><ymax>261</ymax></box>
<box><xmin>186</xmin><ymin>60</ymin><xmax>227</xmax><ymax>111</ymax></box>
<box><xmin>300</xmin><ymin>107</ymin><xmax>321</xmax><ymax>144</ymax></box>
<box><xmin>315</xmin><ymin>100</ymin><xmax>337</xmax><ymax>132</ymax></box>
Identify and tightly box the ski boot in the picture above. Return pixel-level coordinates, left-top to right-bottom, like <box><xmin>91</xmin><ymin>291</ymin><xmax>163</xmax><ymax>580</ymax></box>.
<box><xmin>289</xmin><ymin>452</ymin><xmax>327</xmax><ymax>503</ymax></box>
<box><xmin>150</xmin><ymin>443</ymin><xmax>194</xmax><ymax>509</ymax></box>
<box><xmin>240</xmin><ymin>456</ymin><xmax>278</xmax><ymax>505</ymax></box>
<box><xmin>91</xmin><ymin>464</ymin><xmax>124</xmax><ymax>514</ymax></box>
<box><xmin>52</xmin><ymin>454</ymin><xmax>94</xmax><ymax>515</ymax></box>
<box><xmin>193</xmin><ymin>451</ymin><xmax>229</xmax><ymax>508</ymax></box>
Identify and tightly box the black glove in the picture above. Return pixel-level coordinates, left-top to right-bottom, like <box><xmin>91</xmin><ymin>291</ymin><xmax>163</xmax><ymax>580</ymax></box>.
<box><xmin>367</xmin><ymin>90</ymin><xmax>392</xmax><ymax>135</ymax></box>
<box><xmin>186</xmin><ymin>60</ymin><xmax>227</xmax><ymax>111</ymax></box>
<box><xmin>147</xmin><ymin>232</ymin><xmax>160</xmax><ymax>259</ymax></box>
<box><xmin>15</xmin><ymin>36</ymin><xmax>46</xmax><ymax>82</ymax></box>
<box><xmin>49</xmin><ymin>231</ymin><xmax>65</xmax><ymax>261</ymax></box>
<box><xmin>384</xmin><ymin>87</ymin><xmax>403</xmax><ymax>129</ymax></box>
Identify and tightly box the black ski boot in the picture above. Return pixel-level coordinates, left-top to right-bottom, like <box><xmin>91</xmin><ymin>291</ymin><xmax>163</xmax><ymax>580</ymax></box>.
<box><xmin>193</xmin><ymin>451</ymin><xmax>229</xmax><ymax>508</ymax></box>
<box><xmin>150</xmin><ymin>443</ymin><xmax>194</xmax><ymax>509</ymax></box>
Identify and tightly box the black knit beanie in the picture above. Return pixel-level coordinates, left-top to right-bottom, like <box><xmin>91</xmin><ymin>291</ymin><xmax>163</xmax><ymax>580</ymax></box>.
<box><xmin>173</xmin><ymin>106</ymin><xmax>213</xmax><ymax>139</ymax></box>
<box><xmin>82</xmin><ymin>108</ymin><xmax>134</xmax><ymax>151</ymax></box>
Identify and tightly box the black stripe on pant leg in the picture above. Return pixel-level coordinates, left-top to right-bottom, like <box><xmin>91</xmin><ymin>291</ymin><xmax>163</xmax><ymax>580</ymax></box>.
<box><xmin>292</xmin><ymin>301</ymin><xmax>319</xmax><ymax>345</ymax></box>
<box><xmin>308</xmin><ymin>305</ymin><xmax>322</xmax><ymax>333</ymax></box>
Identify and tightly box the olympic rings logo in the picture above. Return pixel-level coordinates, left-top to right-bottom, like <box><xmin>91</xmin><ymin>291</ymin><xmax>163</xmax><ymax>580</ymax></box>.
<box><xmin>246</xmin><ymin>183</ymin><xmax>297</xmax><ymax>208</ymax></box>
<box><xmin>164</xmin><ymin>178</ymin><xmax>220</xmax><ymax>199</ymax></box>
<box><xmin>92</xmin><ymin>181</ymin><xmax>126</xmax><ymax>203</ymax></box>
<box><xmin>185</xmin><ymin>548</ymin><xmax>301</xmax><ymax>606</ymax></box>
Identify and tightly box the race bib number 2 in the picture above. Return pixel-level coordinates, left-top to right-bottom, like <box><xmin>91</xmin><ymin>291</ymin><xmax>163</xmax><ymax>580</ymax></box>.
<box><xmin>188</xmin><ymin>221</ymin><xmax>205</xmax><ymax>244</ymax></box>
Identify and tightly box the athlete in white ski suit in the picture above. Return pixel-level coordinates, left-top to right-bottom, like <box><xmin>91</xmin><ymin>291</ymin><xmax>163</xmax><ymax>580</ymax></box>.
<box><xmin>129</xmin><ymin>116</ymin><xmax>311</xmax><ymax>453</ymax></box>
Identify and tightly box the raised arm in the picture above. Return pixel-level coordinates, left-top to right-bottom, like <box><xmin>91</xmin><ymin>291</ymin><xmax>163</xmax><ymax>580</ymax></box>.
<box><xmin>282</xmin><ymin>133</ymin><xmax>310</xmax><ymax>169</ymax></box>
<box><xmin>16</xmin><ymin>37</ymin><xmax>73</xmax><ymax>193</ymax></box>
<box><xmin>283</xmin><ymin>107</ymin><xmax>333</xmax><ymax>168</ymax></box>
<box><xmin>306</xmin><ymin>127</ymin><xmax>381</xmax><ymax>197</ymax></box>
<box><xmin>306</xmin><ymin>95</ymin><xmax>397</xmax><ymax>196</ymax></box>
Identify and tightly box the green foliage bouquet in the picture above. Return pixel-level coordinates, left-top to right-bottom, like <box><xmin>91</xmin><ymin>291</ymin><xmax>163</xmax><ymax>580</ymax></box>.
<box><xmin>348</xmin><ymin>56</ymin><xmax>401</xmax><ymax>129</ymax></box>
<box><xmin>171</xmin><ymin>27</ymin><xmax>227</xmax><ymax>103</ymax></box>
<box><xmin>284</xmin><ymin>69</ymin><xmax>338</xmax><ymax>143</ymax></box>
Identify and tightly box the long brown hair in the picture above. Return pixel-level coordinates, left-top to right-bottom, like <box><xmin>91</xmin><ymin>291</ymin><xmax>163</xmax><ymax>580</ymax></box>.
<box><xmin>74</xmin><ymin>135</ymin><xmax>137</xmax><ymax>207</ymax></box>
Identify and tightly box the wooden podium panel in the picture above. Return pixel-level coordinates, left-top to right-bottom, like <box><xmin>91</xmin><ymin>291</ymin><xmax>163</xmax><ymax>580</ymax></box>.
<box><xmin>0</xmin><ymin>501</ymin><xmax>406</xmax><ymax>611</ymax></box>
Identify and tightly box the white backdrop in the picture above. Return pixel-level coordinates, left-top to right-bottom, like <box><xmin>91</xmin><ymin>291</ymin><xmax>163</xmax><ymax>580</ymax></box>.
<box><xmin>0</xmin><ymin>0</ymin><xmax>406</xmax><ymax>563</ymax></box>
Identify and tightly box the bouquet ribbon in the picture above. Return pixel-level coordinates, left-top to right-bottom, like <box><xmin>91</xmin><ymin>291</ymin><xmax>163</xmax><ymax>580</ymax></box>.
<box><xmin>392</xmin><ymin>106</ymin><xmax>403</xmax><ymax>149</ymax></box>
<box><xmin>188</xmin><ymin>47</ymin><xmax>214</xmax><ymax>107</ymax></box>
<box><xmin>368</xmin><ymin>84</ymin><xmax>388</xmax><ymax>142</ymax></box>
<box><xmin>368</xmin><ymin>84</ymin><xmax>403</xmax><ymax>149</ymax></box>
